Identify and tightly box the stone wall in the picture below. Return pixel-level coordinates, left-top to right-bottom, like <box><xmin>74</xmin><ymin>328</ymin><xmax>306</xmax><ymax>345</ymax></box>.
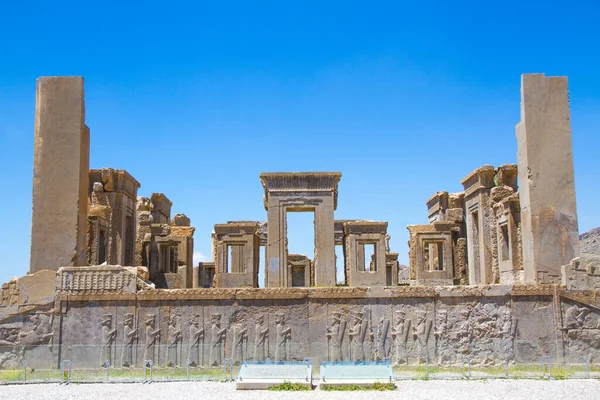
<box><xmin>3</xmin><ymin>285</ymin><xmax>600</xmax><ymax>372</ymax></box>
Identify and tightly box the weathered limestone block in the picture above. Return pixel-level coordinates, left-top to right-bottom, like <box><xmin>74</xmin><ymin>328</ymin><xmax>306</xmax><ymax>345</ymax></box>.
<box><xmin>560</xmin><ymin>299</ymin><xmax>600</xmax><ymax>363</ymax></box>
<box><xmin>124</xmin><ymin>266</ymin><xmax>150</xmax><ymax>281</ymax></box>
<box><xmin>58</xmin><ymin>266</ymin><xmax>137</xmax><ymax>293</ymax></box>
<box><xmin>87</xmin><ymin>169</ymin><xmax>140</xmax><ymax>267</ymax></box>
<box><xmin>517</xmin><ymin>73</ymin><xmax>580</xmax><ymax>284</ymax></box>
<box><xmin>461</xmin><ymin>165</ymin><xmax>495</xmax><ymax>285</ymax></box>
<box><xmin>0</xmin><ymin>278</ymin><xmax>19</xmax><ymax>307</ymax></box>
<box><xmin>151</xmin><ymin>193</ymin><xmax>172</xmax><ymax>224</ymax></box>
<box><xmin>173</xmin><ymin>214</ymin><xmax>191</xmax><ymax>226</ymax></box>
<box><xmin>17</xmin><ymin>270</ymin><xmax>57</xmax><ymax>306</ymax></box>
<box><xmin>30</xmin><ymin>76</ymin><xmax>89</xmax><ymax>273</ymax></box>
<box><xmin>490</xmin><ymin>172</ymin><xmax>523</xmax><ymax>285</ymax></box>
<box><xmin>454</xmin><ymin>238</ymin><xmax>468</xmax><ymax>285</ymax></box>
<box><xmin>562</xmin><ymin>255</ymin><xmax>600</xmax><ymax>291</ymax></box>
<box><xmin>427</xmin><ymin>191</ymin><xmax>449</xmax><ymax>223</ymax></box>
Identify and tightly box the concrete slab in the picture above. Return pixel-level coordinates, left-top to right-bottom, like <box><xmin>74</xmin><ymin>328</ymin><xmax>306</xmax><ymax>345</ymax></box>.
<box><xmin>236</xmin><ymin>361</ymin><xmax>312</xmax><ymax>390</ymax></box>
<box><xmin>319</xmin><ymin>361</ymin><xmax>394</xmax><ymax>387</ymax></box>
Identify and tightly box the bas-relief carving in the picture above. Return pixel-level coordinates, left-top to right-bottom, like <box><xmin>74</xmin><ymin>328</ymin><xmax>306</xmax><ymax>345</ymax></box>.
<box><xmin>391</xmin><ymin>309</ymin><xmax>411</xmax><ymax>365</ymax></box>
<box><xmin>413</xmin><ymin>310</ymin><xmax>432</xmax><ymax>362</ymax></box>
<box><xmin>7</xmin><ymin>295</ymin><xmax>600</xmax><ymax>370</ymax></box>
<box><xmin>327</xmin><ymin>312</ymin><xmax>347</xmax><ymax>361</ymax></box>
<box><xmin>433</xmin><ymin>301</ymin><xmax>517</xmax><ymax>366</ymax></box>
<box><xmin>274</xmin><ymin>313</ymin><xmax>291</xmax><ymax>362</ymax></box>
<box><xmin>561</xmin><ymin>301</ymin><xmax>600</xmax><ymax>362</ymax></box>
<box><xmin>143</xmin><ymin>314</ymin><xmax>160</xmax><ymax>364</ymax></box>
<box><xmin>187</xmin><ymin>314</ymin><xmax>204</xmax><ymax>367</ymax></box>
<box><xmin>166</xmin><ymin>309</ymin><xmax>183</xmax><ymax>367</ymax></box>
<box><xmin>99</xmin><ymin>314</ymin><xmax>117</xmax><ymax>367</ymax></box>
<box><xmin>230</xmin><ymin>311</ymin><xmax>248</xmax><ymax>365</ymax></box>
<box><xmin>209</xmin><ymin>314</ymin><xmax>226</xmax><ymax>366</ymax></box>
<box><xmin>323</xmin><ymin>307</ymin><xmax>434</xmax><ymax>364</ymax></box>
<box><xmin>253</xmin><ymin>314</ymin><xmax>268</xmax><ymax>362</ymax></box>
<box><xmin>375</xmin><ymin>315</ymin><xmax>390</xmax><ymax>361</ymax></box>
<box><xmin>0</xmin><ymin>279</ymin><xmax>19</xmax><ymax>307</ymax></box>
<box><xmin>121</xmin><ymin>313</ymin><xmax>138</xmax><ymax>367</ymax></box>
<box><xmin>0</xmin><ymin>324</ymin><xmax>21</xmax><ymax>369</ymax></box>
<box><xmin>349</xmin><ymin>311</ymin><xmax>371</xmax><ymax>361</ymax></box>
<box><xmin>20</xmin><ymin>313</ymin><xmax>54</xmax><ymax>348</ymax></box>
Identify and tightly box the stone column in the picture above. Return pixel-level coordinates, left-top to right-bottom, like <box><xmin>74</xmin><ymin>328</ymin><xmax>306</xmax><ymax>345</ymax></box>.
<box><xmin>516</xmin><ymin>74</ymin><xmax>580</xmax><ymax>284</ymax></box>
<box><xmin>30</xmin><ymin>77</ymin><xmax>89</xmax><ymax>273</ymax></box>
<box><xmin>314</xmin><ymin>196</ymin><xmax>336</xmax><ymax>286</ymax></box>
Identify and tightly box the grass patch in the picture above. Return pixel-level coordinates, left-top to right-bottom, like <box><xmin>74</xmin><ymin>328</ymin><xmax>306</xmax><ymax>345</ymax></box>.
<box><xmin>0</xmin><ymin>367</ymin><xmax>229</xmax><ymax>382</ymax></box>
<box><xmin>396</xmin><ymin>364</ymin><xmax>600</xmax><ymax>379</ymax></box>
<box><xmin>322</xmin><ymin>382</ymin><xmax>395</xmax><ymax>391</ymax></box>
<box><xmin>267</xmin><ymin>381</ymin><xmax>312</xmax><ymax>391</ymax></box>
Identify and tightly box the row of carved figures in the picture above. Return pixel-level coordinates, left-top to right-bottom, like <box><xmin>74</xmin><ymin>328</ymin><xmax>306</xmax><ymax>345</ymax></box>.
<box><xmin>99</xmin><ymin>312</ymin><xmax>292</xmax><ymax>368</ymax></box>
<box><xmin>326</xmin><ymin>305</ymin><xmax>521</xmax><ymax>365</ymax></box>
<box><xmin>327</xmin><ymin>309</ymin><xmax>432</xmax><ymax>364</ymax></box>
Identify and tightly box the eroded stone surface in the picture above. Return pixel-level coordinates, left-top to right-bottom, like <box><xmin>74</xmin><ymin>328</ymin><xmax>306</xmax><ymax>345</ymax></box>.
<box><xmin>30</xmin><ymin>77</ymin><xmax>89</xmax><ymax>273</ymax></box>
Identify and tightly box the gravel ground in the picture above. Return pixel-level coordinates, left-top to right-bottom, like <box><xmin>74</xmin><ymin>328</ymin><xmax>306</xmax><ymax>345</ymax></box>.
<box><xmin>0</xmin><ymin>380</ymin><xmax>598</xmax><ymax>400</ymax></box>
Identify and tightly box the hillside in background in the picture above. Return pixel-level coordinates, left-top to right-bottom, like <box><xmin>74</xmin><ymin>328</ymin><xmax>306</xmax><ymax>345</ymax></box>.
<box><xmin>581</xmin><ymin>227</ymin><xmax>600</xmax><ymax>256</ymax></box>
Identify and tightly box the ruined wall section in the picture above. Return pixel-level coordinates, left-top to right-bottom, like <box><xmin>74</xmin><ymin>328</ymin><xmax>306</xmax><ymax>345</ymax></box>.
<box><xmin>0</xmin><ymin>285</ymin><xmax>588</xmax><ymax>372</ymax></box>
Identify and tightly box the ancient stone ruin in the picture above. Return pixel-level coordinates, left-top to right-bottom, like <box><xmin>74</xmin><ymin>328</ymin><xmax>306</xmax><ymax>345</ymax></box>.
<box><xmin>1</xmin><ymin>74</ymin><xmax>599</xmax><ymax>374</ymax></box>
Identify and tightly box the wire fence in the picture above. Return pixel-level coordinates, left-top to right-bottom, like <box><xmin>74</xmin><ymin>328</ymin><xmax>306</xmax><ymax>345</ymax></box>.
<box><xmin>1</xmin><ymin>344</ymin><xmax>598</xmax><ymax>384</ymax></box>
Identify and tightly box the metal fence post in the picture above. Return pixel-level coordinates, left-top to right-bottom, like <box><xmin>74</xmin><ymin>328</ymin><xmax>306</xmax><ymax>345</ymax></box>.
<box><xmin>104</xmin><ymin>360</ymin><xmax>110</xmax><ymax>382</ymax></box>
<box><xmin>541</xmin><ymin>356</ymin><xmax>551</xmax><ymax>379</ymax></box>
<box><xmin>462</xmin><ymin>356</ymin><xmax>471</xmax><ymax>379</ymax></box>
<box><xmin>304</xmin><ymin>358</ymin><xmax>312</xmax><ymax>382</ymax></box>
<box><xmin>584</xmin><ymin>355</ymin><xmax>590</xmax><ymax>379</ymax></box>
<box><xmin>144</xmin><ymin>360</ymin><xmax>153</xmax><ymax>383</ymax></box>
<box><xmin>425</xmin><ymin>353</ymin><xmax>429</xmax><ymax>379</ymax></box>
<box><xmin>505</xmin><ymin>357</ymin><xmax>509</xmax><ymax>378</ymax></box>
<box><xmin>186</xmin><ymin>359</ymin><xmax>190</xmax><ymax>381</ymax></box>
<box><xmin>23</xmin><ymin>360</ymin><xmax>27</xmax><ymax>382</ymax></box>
<box><xmin>223</xmin><ymin>358</ymin><xmax>233</xmax><ymax>380</ymax></box>
<box><xmin>62</xmin><ymin>360</ymin><xmax>72</xmax><ymax>384</ymax></box>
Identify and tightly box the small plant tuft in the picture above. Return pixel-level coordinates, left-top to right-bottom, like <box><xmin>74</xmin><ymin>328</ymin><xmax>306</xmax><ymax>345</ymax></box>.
<box><xmin>268</xmin><ymin>381</ymin><xmax>311</xmax><ymax>391</ymax></box>
<box><xmin>322</xmin><ymin>382</ymin><xmax>395</xmax><ymax>391</ymax></box>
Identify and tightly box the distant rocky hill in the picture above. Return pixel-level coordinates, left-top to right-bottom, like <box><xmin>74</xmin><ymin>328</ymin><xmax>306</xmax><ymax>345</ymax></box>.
<box><xmin>581</xmin><ymin>227</ymin><xmax>600</xmax><ymax>256</ymax></box>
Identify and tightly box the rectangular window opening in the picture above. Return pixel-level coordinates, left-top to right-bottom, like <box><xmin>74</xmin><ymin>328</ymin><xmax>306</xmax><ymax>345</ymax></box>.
<box><xmin>361</xmin><ymin>243</ymin><xmax>376</xmax><ymax>272</ymax></box>
<box><xmin>286</xmin><ymin>211</ymin><xmax>315</xmax><ymax>285</ymax></box>
<box><xmin>335</xmin><ymin>245</ymin><xmax>346</xmax><ymax>285</ymax></box>
<box><xmin>226</xmin><ymin>244</ymin><xmax>245</xmax><ymax>273</ymax></box>
<box><xmin>124</xmin><ymin>215</ymin><xmax>133</xmax><ymax>266</ymax></box>
<box><xmin>170</xmin><ymin>247</ymin><xmax>177</xmax><ymax>273</ymax></box>
<box><xmin>291</xmin><ymin>266</ymin><xmax>305</xmax><ymax>287</ymax></box>
<box><xmin>435</xmin><ymin>243</ymin><xmax>444</xmax><ymax>271</ymax></box>
<box><xmin>98</xmin><ymin>229</ymin><xmax>107</xmax><ymax>265</ymax></box>
<box><xmin>501</xmin><ymin>224</ymin><xmax>510</xmax><ymax>262</ymax></box>
<box><xmin>258</xmin><ymin>245</ymin><xmax>265</xmax><ymax>288</ymax></box>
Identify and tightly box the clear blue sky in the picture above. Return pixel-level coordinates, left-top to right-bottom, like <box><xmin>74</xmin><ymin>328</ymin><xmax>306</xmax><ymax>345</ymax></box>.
<box><xmin>1</xmin><ymin>1</ymin><xmax>599</xmax><ymax>285</ymax></box>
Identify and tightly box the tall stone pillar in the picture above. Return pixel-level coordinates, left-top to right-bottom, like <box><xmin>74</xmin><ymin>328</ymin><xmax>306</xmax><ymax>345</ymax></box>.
<box><xmin>516</xmin><ymin>73</ymin><xmax>580</xmax><ymax>284</ymax></box>
<box><xmin>30</xmin><ymin>77</ymin><xmax>90</xmax><ymax>273</ymax></box>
